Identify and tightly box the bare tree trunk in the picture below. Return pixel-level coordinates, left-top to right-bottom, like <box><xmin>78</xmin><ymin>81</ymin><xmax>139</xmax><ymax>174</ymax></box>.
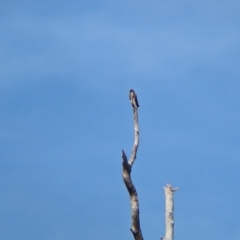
<box><xmin>122</xmin><ymin>90</ymin><xmax>143</xmax><ymax>240</ymax></box>
<box><xmin>162</xmin><ymin>184</ymin><xmax>178</xmax><ymax>240</ymax></box>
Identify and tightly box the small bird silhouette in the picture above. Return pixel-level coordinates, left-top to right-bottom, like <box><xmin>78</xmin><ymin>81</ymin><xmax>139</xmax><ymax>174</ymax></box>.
<box><xmin>129</xmin><ymin>89</ymin><xmax>140</xmax><ymax>108</ymax></box>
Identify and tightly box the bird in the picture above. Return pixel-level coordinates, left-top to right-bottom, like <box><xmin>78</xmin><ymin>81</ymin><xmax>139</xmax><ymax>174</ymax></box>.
<box><xmin>129</xmin><ymin>89</ymin><xmax>140</xmax><ymax>109</ymax></box>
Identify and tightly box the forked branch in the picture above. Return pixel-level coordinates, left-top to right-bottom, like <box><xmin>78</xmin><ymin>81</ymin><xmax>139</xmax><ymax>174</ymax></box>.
<box><xmin>122</xmin><ymin>90</ymin><xmax>178</xmax><ymax>240</ymax></box>
<box><xmin>122</xmin><ymin>89</ymin><xmax>143</xmax><ymax>240</ymax></box>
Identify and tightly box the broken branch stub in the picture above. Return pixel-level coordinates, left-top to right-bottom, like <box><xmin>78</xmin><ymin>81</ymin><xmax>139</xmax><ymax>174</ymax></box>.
<box><xmin>163</xmin><ymin>184</ymin><xmax>178</xmax><ymax>240</ymax></box>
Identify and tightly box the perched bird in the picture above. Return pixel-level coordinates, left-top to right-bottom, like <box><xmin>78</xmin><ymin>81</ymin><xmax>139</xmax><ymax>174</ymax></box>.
<box><xmin>129</xmin><ymin>89</ymin><xmax>140</xmax><ymax>109</ymax></box>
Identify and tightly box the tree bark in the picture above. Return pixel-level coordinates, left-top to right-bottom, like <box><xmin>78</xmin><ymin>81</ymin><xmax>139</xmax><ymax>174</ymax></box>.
<box><xmin>162</xmin><ymin>184</ymin><xmax>178</xmax><ymax>240</ymax></box>
<box><xmin>121</xmin><ymin>90</ymin><xmax>178</xmax><ymax>240</ymax></box>
<box><xmin>122</xmin><ymin>90</ymin><xmax>143</xmax><ymax>240</ymax></box>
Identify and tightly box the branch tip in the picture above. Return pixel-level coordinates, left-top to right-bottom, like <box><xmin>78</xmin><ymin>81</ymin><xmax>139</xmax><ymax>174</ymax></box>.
<box><xmin>121</xmin><ymin>150</ymin><xmax>128</xmax><ymax>163</ymax></box>
<box><xmin>165</xmin><ymin>184</ymin><xmax>179</xmax><ymax>192</ymax></box>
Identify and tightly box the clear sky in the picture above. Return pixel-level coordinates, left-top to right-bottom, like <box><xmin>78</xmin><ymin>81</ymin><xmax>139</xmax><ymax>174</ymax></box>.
<box><xmin>1</xmin><ymin>1</ymin><xmax>240</xmax><ymax>239</ymax></box>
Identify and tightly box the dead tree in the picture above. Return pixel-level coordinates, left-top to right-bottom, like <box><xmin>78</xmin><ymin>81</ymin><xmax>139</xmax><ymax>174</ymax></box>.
<box><xmin>121</xmin><ymin>89</ymin><xmax>178</xmax><ymax>240</ymax></box>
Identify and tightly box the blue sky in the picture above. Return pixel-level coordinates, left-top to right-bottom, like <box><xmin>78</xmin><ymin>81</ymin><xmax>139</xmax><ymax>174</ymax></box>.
<box><xmin>1</xmin><ymin>1</ymin><xmax>240</xmax><ymax>239</ymax></box>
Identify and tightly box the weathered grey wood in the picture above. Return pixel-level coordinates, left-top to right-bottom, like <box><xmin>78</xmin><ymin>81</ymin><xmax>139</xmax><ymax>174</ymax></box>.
<box><xmin>163</xmin><ymin>184</ymin><xmax>178</xmax><ymax>240</ymax></box>
<box><xmin>122</xmin><ymin>90</ymin><xmax>178</xmax><ymax>240</ymax></box>
<box><xmin>122</xmin><ymin>89</ymin><xmax>143</xmax><ymax>240</ymax></box>
<box><xmin>129</xmin><ymin>107</ymin><xmax>139</xmax><ymax>166</ymax></box>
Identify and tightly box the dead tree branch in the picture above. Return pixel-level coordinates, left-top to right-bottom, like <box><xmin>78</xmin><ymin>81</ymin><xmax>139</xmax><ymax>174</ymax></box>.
<box><xmin>162</xmin><ymin>184</ymin><xmax>178</xmax><ymax>240</ymax></box>
<box><xmin>122</xmin><ymin>90</ymin><xmax>178</xmax><ymax>240</ymax></box>
<box><xmin>122</xmin><ymin>89</ymin><xmax>143</xmax><ymax>240</ymax></box>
